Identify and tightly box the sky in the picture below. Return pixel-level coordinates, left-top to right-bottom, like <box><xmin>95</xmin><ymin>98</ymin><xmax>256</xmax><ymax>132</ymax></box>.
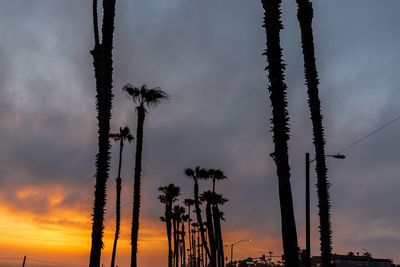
<box><xmin>0</xmin><ymin>0</ymin><xmax>400</xmax><ymax>266</ymax></box>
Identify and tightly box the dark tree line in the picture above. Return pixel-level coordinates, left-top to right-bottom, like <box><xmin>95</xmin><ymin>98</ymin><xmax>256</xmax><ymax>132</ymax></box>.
<box><xmin>159</xmin><ymin>167</ymin><xmax>228</xmax><ymax>267</ymax></box>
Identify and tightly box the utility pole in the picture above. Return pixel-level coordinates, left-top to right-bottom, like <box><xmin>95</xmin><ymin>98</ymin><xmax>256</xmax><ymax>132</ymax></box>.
<box><xmin>306</xmin><ymin>153</ymin><xmax>311</xmax><ymax>267</ymax></box>
<box><xmin>22</xmin><ymin>256</ymin><xmax>26</xmax><ymax>267</ymax></box>
<box><xmin>305</xmin><ymin>152</ymin><xmax>345</xmax><ymax>267</ymax></box>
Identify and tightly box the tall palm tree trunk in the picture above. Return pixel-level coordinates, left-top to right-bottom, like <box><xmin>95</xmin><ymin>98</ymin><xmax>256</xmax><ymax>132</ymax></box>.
<box><xmin>110</xmin><ymin>138</ymin><xmax>124</xmax><ymax>267</ymax></box>
<box><xmin>181</xmin><ymin>223</ymin><xmax>187</xmax><ymax>267</ymax></box>
<box><xmin>212</xmin><ymin>206</ymin><xmax>224</xmax><ymax>267</ymax></box>
<box><xmin>196</xmin><ymin>229</ymin><xmax>201</xmax><ymax>267</ymax></box>
<box><xmin>89</xmin><ymin>0</ymin><xmax>116</xmax><ymax>266</ymax></box>
<box><xmin>296</xmin><ymin>2</ymin><xmax>332</xmax><ymax>267</ymax></box>
<box><xmin>131</xmin><ymin>105</ymin><xmax>146</xmax><ymax>267</ymax></box>
<box><xmin>261</xmin><ymin>1</ymin><xmax>300</xmax><ymax>266</ymax></box>
<box><xmin>173</xmin><ymin>219</ymin><xmax>179</xmax><ymax>267</ymax></box>
<box><xmin>191</xmin><ymin>229</ymin><xmax>196</xmax><ymax>267</ymax></box>
<box><xmin>166</xmin><ymin>205</ymin><xmax>173</xmax><ymax>267</ymax></box>
<box><xmin>194</xmin><ymin>181</ymin><xmax>211</xmax><ymax>261</ymax></box>
<box><xmin>205</xmin><ymin>202</ymin><xmax>216</xmax><ymax>267</ymax></box>
<box><xmin>187</xmin><ymin>206</ymin><xmax>192</xmax><ymax>264</ymax></box>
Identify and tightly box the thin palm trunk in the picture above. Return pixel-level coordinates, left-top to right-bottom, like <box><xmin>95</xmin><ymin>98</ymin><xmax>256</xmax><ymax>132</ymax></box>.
<box><xmin>296</xmin><ymin>1</ymin><xmax>332</xmax><ymax>266</ymax></box>
<box><xmin>187</xmin><ymin>205</ymin><xmax>192</xmax><ymax>263</ymax></box>
<box><xmin>182</xmin><ymin>223</ymin><xmax>187</xmax><ymax>267</ymax></box>
<box><xmin>173</xmin><ymin>219</ymin><xmax>179</xmax><ymax>267</ymax></box>
<box><xmin>192</xmin><ymin>229</ymin><xmax>197</xmax><ymax>267</ymax></box>
<box><xmin>205</xmin><ymin>202</ymin><xmax>216</xmax><ymax>267</ymax></box>
<box><xmin>212</xmin><ymin>206</ymin><xmax>224</xmax><ymax>267</ymax></box>
<box><xmin>89</xmin><ymin>0</ymin><xmax>116</xmax><ymax>266</ymax></box>
<box><xmin>131</xmin><ymin>105</ymin><xmax>145</xmax><ymax>267</ymax></box>
<box><xmin>261</xmin><ymin>1</ymin><xmax>300</xmax><ymax>266</ymax></box>
<box><xmin>110</xmin><ymin>138</ymin><xmax>124</xmax><ymax>267</ymax></box>
<box><xmin>196</xmin><ymin>229</ymin><xmax>201</xmax><ymax>267</ymax></box>
<box><xmin>194</xmin><ymin>180</ymin><xmax>211</xmax><ymax>261</ymax></box>
<box><xmin>166</xmin><ymin>205</ymin><xmax>173</xmax><ymax>267</ymax></box>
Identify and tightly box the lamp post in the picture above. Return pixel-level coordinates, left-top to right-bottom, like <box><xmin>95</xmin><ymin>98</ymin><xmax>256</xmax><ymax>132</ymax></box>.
<box><xmin>230</xmin><ymin>239</ymin><xmax>251</xmax><ymax>266</ymax></box>
<box><xmin>305</xmin><ymin>153</ymin><xmax>345</xmax><ymax>267</ymax></box>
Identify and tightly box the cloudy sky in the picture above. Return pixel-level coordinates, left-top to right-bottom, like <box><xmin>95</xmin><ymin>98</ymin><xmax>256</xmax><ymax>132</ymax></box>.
<box><xmin>0</xmin><ymin>0</ymin><xmax>399</xmax><ymax>266</ymax></box>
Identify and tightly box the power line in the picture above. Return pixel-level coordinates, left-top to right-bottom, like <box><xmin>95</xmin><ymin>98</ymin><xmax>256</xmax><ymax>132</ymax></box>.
<box><xmin>338</xmin><ymin>114</ymin><xmax>400</xmax><ymax>154</ymax></box>
<box><xmin>27</xmin><ymin>258</ymin><xmax>86</xmax><ymax>267</ymax></box>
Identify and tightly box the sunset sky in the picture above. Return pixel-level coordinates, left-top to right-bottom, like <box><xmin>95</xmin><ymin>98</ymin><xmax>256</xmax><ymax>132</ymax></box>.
<box><xmin>0</xmin><ymin>1</ymin><xmax>400</xmax><ymax>266</ymax></box>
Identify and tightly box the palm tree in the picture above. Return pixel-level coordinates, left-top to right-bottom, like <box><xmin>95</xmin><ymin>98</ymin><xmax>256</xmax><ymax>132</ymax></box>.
<box><xmin>261</xmin><ymin>1</ymin><xmax>300</xmax><ymax>267</ymax></box>
<box><xmin>124</xmin><ymin>84</ymin><xmax>169</xmax><ymax>267</ymax></box>
<box><xmin>181</xmin><ymin>214</ymin><xmax>189</xmax><ymax>267</ymax></box>
<box><xmin>89</xmin><ymin>0</ymin><xmax>117</xmax><ymax>266</ymax></box>
<box><xmin>172</xmin><ymin>205</ymin><xmax>186</xmax><ymax>267</ymax></box>
<box><xmin>200</xmin><ymin>191</ymin><xmax>228</xmax><ymax>267</ymax></box>
<box><xmin>109</xmin><ymin>127</ymin><xmax>134</xmax><ymax>267</ymax></box>
<box><xmin>184</xmin><ymin>198</ymin><xmax>195</xmax><ymax>265</ymax></box>
<box><xmin>200</xmin><ymin>191</ymin><xmax>217</xmax><ymax>267</ymax></box>
<box><xmin>295</xmin><ymin>1</ymin><xmax>332</xmax><ymax>266</ymax></box>
<box><xmin>214</xmin><ymin>210</ymin><xmax>226</xmax><ymax>267</ymax></box>
<box><xmin>159</xmin><ymin>184</ymin><xmax>180</xmax><ymax>267</ymax></box>
<box><xmin>184</xmin><ymin>167</ymin><xmax>211</xmax><ymax>265</ymax></box>
<box><xmin>207</xmin><ymin>169</ymin><xmax>227</xmax><ymax>193</ymax></box>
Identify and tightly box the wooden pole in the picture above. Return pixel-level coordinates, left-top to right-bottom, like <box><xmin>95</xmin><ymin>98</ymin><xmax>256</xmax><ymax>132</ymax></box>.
<box><xmin>22</xmin><ymin>256</ymin><xmax>26</xmax><ymax>267</ymax></box>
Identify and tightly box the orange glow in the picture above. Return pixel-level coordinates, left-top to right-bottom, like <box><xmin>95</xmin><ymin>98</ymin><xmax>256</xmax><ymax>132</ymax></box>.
<box><xmin>0</xmin><ymin>184</ymin><xmax>282</xmax><ymax>266</ymax></box>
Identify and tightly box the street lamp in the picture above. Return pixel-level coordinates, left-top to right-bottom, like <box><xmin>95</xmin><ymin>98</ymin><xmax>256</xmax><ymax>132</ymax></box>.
<box><xmin>305</xmin><ymin>153</ymin><xmax>345</xmax><ymax>267</ymax></box>
<box><xmin>230</xmin><ymin>239</ymin><xmax>251</xmax><ymax>266</ymax></box>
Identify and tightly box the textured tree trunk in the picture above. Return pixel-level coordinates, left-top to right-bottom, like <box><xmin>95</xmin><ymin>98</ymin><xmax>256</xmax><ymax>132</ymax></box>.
<box><xmin>261</xmin><ymin>1</ymin><xmax>300</xmax><ymax>266</ymax></box>
<box><xmin>296</xmin><ymin>1</ymin><xmax>332</xmax><ymax>266</ymax></box>
<box><xmin>110</xmin><ymin>138</ymin><xmax>123</xmax><ymax>267</ymax></box>
<box><xmin>89</xmin><ymin>0</ymin><xmax>116</xmax><ymax>266</ymax></box>
<box><xmin>130</xmin><ymin>105</ymin><xmax>146</xmax><ymax>267</ymax></box>
<box><xmin>194</xmin><ymin>181</ymin><xmax>211</xmax><ymax>261</ymax></box>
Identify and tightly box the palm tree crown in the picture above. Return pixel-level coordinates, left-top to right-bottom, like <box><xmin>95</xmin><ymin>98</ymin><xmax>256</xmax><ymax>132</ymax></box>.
<box><xmin>123</xmin><ymin>84</ymin><xmax>169</xmax><ymax>109</ymax></box>
<box><xmin>109</xmin><ymin>126</ymin><xmax>134</xmax><ymax>143</ymax></box>
<box><xmin>159</xmin><ymin>184</ymin><xmax>181</xmax><ymax>205</ymax></box>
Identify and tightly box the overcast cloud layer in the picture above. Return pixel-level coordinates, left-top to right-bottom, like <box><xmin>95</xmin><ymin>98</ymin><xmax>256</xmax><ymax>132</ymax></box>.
<box><xmin>0</xmin><ymin>0</ymin><xmax>400</xmax><ymax>265</ymax></box>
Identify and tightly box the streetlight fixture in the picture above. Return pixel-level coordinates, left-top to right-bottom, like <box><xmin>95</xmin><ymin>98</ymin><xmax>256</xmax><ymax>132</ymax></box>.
<box><xmin>305</xmin><ymin>153</ymin><xmax>345</xmax><ymax>267</ymax></box>
<box><xmin>230</xmin><ymin>239</ymin><xmax>251</xmax><ymax>266</ymax></box>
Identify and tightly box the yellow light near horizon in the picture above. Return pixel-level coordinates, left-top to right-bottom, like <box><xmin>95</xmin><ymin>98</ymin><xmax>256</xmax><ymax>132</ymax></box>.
<box><xmin>0</xmin><ymin>207</ymin><xmax>91</xmax><ymax>253</ymax></box>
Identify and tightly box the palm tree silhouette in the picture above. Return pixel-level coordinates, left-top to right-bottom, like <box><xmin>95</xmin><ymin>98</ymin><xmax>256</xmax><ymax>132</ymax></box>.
<box><xmin>211</xmin><ymin>194</ymin><xmax>227</xmax><ymax>267</ymax></box>
<box><xmin>172</xmin><ymin>205</ymin><xmax>186</xmax><ymax>267</ymax></box>
<box><xmin>109</xmin><ymin>127</ymin><xmax>134</xmax><ymax>267</ymax></box>
<box><xmin>124</xmin><ymin>83</ymin><xmax>169</xmax><ymax>267</ymax></box>
<box><xmin>208</xmin><ymin>169</ymin><xmax>227</xmax><ymax>193</ymax></box>
<box><xmin>159</xmin><ymin>184</ymin><xmax>180</xmax><ymax>267</ymax></box>
<box><xmin>89</xmin><ymin>0</ymin><xmax>117</xmax><ymax>266</ymax></box>
<box><xmin>184</xmin><ymin>198</ymin><xmax>195</xmax><ymax>265</ymax></box>
<box><xmin>200</xmin><ymin>191</ymin><xmax>217</xmax><ymax>267</ymax></box>
<box><xmin>200</xmin><ymin>191</ymin><xmax>228</xmax><ymax>267</ymax></box>
<box><xmin>184</xmin><ymin>167</ymin><xmax>211</xmax><ymax>265</ymax></box>
<box><xmin>261</xmin><ymin>1</ymin><xmax>300</xmax><ymax>266</ymax></box>
<box><xmin>181</xmin><ymin>214</ymin><xmax>189</xmax><ymax>267</ymax></box>
<box><xmin>296</xmin><ymin>1</ymin><xmax>332</xmax><ymax>266</ymax></box>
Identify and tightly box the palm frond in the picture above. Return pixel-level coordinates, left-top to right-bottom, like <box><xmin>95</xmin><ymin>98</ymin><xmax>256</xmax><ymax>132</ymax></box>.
<box><xmin>109</xmin><ymin>133</ymin><xmax>121</xmax><ymax>142</ymax></box>
<box><xmin>143</xmin><ymin>88</ymin><xmax>169</xmax><ymax>107</ymax></box>
<box><xmin>184</xmin><ymin>168</ymin><xmax>194</xmax><ymax>177</ymax></box>
<box><xmin>122</xmin><ymin>83</ymin><xmax>141</xmax><ymax>104</ymax></box>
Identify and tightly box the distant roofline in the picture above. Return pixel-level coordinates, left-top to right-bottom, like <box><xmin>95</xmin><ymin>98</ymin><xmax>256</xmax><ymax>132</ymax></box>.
<box><xmin>311</xmin><ymin>255</ymin><xmax>393</xmax><ymax>263</ymax></box>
